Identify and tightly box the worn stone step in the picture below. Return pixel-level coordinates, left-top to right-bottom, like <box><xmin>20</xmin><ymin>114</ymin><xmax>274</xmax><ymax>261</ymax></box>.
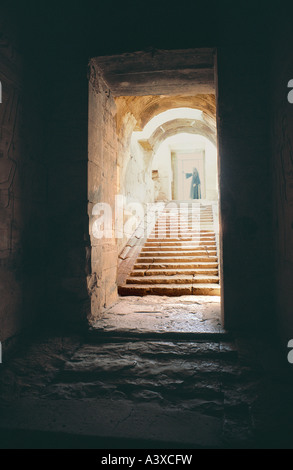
<box><xmin>71</xmin><ymin>342</ymin><xmax>237</xmax><ymax>362</ymax></box>
<box><xmin>161</xmin><ymin>207</ymin><xmax>213</xmax><ymax>210</ymax></box>
<box><xmin>139</xmin><ymin>250</ymin><xmax>217</xmax><ymax>257</ymax></box>
<box><xmin>152</xmin><ymin>228</ymin><xmax>215</xmax><ymax>233</ymax></box>
<box><xmin>162</xmin><ymin>209</ymin><xmax>213</xmax><ymax>212</ymax></box>
<box><xmin>159</xmin><ymin>216</ymin><xmax>213</xmax><ymax>219</ymax></box>
<box><xmin>157</xmin><ymin>212</ymin><xmax>213</xmax><ymax>215</ymax></box>
<box><xmin>159</xmin><ymin>214</ymin><xmax>214</xmax><ymax>218</ymax></box>
<box><xmin>156</xmin><ymin>220</ymin><xmax>214</xmax><ymax>225</ymax></box>
<box><xmin>118</xmin><ymin>283</ymin><xmax>221</xmax><ymax>296</ymax></box>
<box><xmin>59</xmin><ymin>343</ymin><xmax>236</xmax><ymax>382</ymax></box>
<box><xmin>142</xmin><ymin>245</ymin><xmax>216</xmax><ymax>252</ymax></box>
<box><xmin>156</xmin><ymin>211</ymin><xmax>213</xmax><ymax>217</ymax></box>
<box><xmin>147</xmin><ymin>236</ymin><xmax>216</xmax><ymax>242</ymax></box>
<box><xmin>147</xmin><ymin>235</ymin><xmax>217</xmax><ymax>241</ymax></box>
<box><xmin>152</xmin><ymin>229</ymin><xmax>214</xmax><ymax>234</ymax></box>
<box><xmin>153</xmin><ymin>227</ymin><xmax>214</xmax><ymax>231</ymax></box>
<box><xmin>138</xmin><ymin>256</ymin><xmax>218</xmax><ymax>263</ymax></box>
<box><xmin>153</xmin><ymin>223</ymin><xmax>214</xmax><ymax>227</ymax></box>
<box><xmin>118</xmin><ymin>202</ymin><xmax>219</xmax><ymax>297</ymax></box>
<box><xmin>157</xmin><ymin>215</ymin><xmax>213</xmax><ymax>219</ymax></box>
<box><xmin>154</xmin><ymin>219</ymin><xmax>214</xmax><ymax>225</ymax></box>
<box><xmin>151</xmin><ymin>230</ymin><xmax>215</xmax><ymax>235</ymax></box>
<box><xmin>134</xmin><ymin>261</ymin><xmax>219</xmax><ymax>269</ymax></box>
<box><xmin>146</xmin><ymin>238</ymin><xmax>216</xmax><ymax>243</ymax></box>
<box><xmin>153</xmin><ymin>227</ymin><xmax>215</xmax><ymax>231</ymax></box>
<box><xmin>151</xmin><ymin>232</ymin><xmax>215</xmax><ymax>237</ymax></box>
<box><xmin>148</xmin><ymin>232</ymin><xmax>216</xmax><ymax>237</ymax></box>
<box><xmin>156</xmin><ymin>215</ymin><xmax>214</xmax><ymax>219</ymax></box>
<box><xmin>131</xmin><ymin>268</ymin><xmax>219</xmax><ymax>276</ymax></box>
<box><xmin>144</xmin><ymin>242</ymin><xmax>216</xmax><ymax>249</ymax></box>
<box><xmin>126</xmin><ymin>275</ymin><xmax>220</xmax><ymax>284</ymax></box>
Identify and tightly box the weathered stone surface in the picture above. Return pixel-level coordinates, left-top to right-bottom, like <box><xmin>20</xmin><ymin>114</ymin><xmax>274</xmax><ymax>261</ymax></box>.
<box><xmin>0</xmin><ymin>397</ymin><xmax>223</xmax><ymax>448</ymax></box>
<box><xmin>93</xmin><ymin>49</ymin><xmax>215</xmax><ymax>96</ymax></box>
<box><xmin>0</xmin><ymin>335</ymin><xmax>227</xmax><ymax>447</ymax></box>
<box><xmin>0</xmin><ymin>329</ymin><xmax>293</xmax><ymax>448</ymax></box>
<box><xmin>91</xmin><ymin>295</ymin><xmax>223</xmax><ymax>334</ymax></box>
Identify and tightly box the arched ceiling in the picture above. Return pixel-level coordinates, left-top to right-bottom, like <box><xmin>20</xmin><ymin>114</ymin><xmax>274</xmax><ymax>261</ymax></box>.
<box><xmin>115</xmin><ymin>94</ymin><xmax>216</xmax><ymax>132</ymax></box>
<box><xmin>92</xmin><ymin>48</ymin><xmax>216</xmax><ymax>137</ymax></box>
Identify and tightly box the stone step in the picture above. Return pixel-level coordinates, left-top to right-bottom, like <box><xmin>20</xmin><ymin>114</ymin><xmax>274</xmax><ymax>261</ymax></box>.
<box><xmin>150</xmin><ymin>231</ymin><xmax>215</xmax><ymax>237</ymax></box>
<box><xmin>151</xmin><ymin>230</ymin><xmax>216</xmax><ymax>233</ymax></box>
<box><xmin>158</xmin><ymin>214</ymin><xmax>213</xmax><ymax>217</ymax></box>
<box><xmin>139</xmin><ymin>250</ymin><xmax>217</xmax><ymax>257</ymax></box>
<box><xmin>138</xmin><ymin>256</ymin><xmax>218</xmax><ymax>263</ymax></box>
<box><xmin>153</xmin><ymin>222</ymin><xmax>214</xmax><ymax>226</ymax></box>
<box><xmin>76</xmin><ymin>341</ymin><xmax>237</xmax><ymax>361</ymax></box>
<box><xmin>153</xmin><ymin>225</ymin><xmax>214</xmax><ymax>231</ymax></box>
<box><xmin>147</xmin><ymin>239</ymin><xmax>216</xmax><ymax>243</ymax></box>
<box><xmin>161</xmin><ymin>206</ymin><xmax>213</xmax><ymax>210</ymax></box>
<box><xmin>155</xmin><ymin>218</ymin><xmax>214</xmax><ymax>224</ymax></box>
<box><xmin>131</xmin><ymin>268</ymin><xmax>219</xmax><ymax>276</ymax></box>
<box><xmin>158</xmin><ymin>215</ymin><xmax>214</xmax><ymax>220</ymax></box>
<box><xmin>118</xmin><ymin>283</ymin><xmax>221</xmax><ymax>296</ymax></box>
<box><xmin>159</xmin><ymin>215</ymin><xmax>213</xmax><ymax>219</ymax></box>
<box><xmin>118</xmin><ymin>202</ymin><xmax>219</xmax><ymax>297</ymax></box>
<box><xmin>161</xmin><ymin>215</ymin><xmax>214</xmax><ymax>218</ymax></box>
<box><xmin>142</xmin><ymin>244</ymin><xmax>216</xmax><ymax>252</ymax></box>
<box><xmin>153</xmin><ymin>226</ymin><xmax>214</xmax><ymax>232</ymax></box>
<box><xmin>156</xmin><ymin>228</ymin><xmax>215</xmax><ymax>231</ymax></box>
<box><xmin>152</xmin><ymin>225</ymin><xmax>214</xmax><ymax>229</ymax></box>
<box><xmin>126</xmin><ymin>275</ymin><xmax>220</xmax><ymax>284</ymax></box>
<box><xmin>147</xmin><ymin>236</ymin><xmax>216</xmax><ymax>242</ymax></box>
<box><xmin>161</xmin><ymin>208</ymin><xmax>213</xmax><ymax>211</ymax></box>
<box><xmin>145</xmin><ymin>239</ymin><xmax>216</xmax><ymax>244</ymax></box>
<box><xmin>134</xmin><ymin>261</ymin><xmax>219</xmax><ymax>269</ymax></box>
<box><xmin>157</xmin><ymin>211</ymin><xmax>213</xmax><ymax>215</ymax></box>
<box><xmin>157</xmin><ymin>219</ymin><xmax>214</xmax><ymax>224</ymax></box>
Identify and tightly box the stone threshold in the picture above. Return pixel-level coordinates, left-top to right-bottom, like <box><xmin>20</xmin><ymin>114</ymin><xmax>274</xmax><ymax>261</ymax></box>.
<box><xmin>87</xmin><ymin>328</ymin><xmax>232</xmax><ymax>342</ymax></box>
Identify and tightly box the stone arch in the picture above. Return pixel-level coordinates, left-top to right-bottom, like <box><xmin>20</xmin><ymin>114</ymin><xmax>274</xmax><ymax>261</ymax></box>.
<box><xmin>138</xmin><ymin>118</ymin><xmax>216</xmax><ymax>154</ymax></box>
<box><xmin>115</xmin><ymin>95</ymin><xmax>216</xmax><ymax>133</ymax></box>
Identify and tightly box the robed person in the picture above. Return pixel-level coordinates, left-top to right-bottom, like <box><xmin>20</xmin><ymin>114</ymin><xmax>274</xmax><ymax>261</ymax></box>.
<box><xmin>185</xmin><ymin>167</ymin><xmax>201</xmax><ymax>199</ymax></box>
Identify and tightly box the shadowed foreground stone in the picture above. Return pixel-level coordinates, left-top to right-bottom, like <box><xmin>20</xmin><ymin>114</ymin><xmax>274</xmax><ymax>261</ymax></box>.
<box><xmin>0</xmin><ymin>311</ymin><xmax>293</xmax><ymax>448</ymax></box>
<box><xmin>0</xmin><ymin>398</ymin><xmax>223</xmax><ymax>448</ymax></box>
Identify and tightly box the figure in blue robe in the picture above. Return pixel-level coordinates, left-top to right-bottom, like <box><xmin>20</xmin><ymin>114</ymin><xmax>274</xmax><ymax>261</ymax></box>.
<box><xmin>185</xmin><ymin>167</ymin><xmax>201</xmax><ymax>199</ymax></box>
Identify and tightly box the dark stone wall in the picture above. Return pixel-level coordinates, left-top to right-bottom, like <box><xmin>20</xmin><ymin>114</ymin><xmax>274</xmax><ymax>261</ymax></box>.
<box><xmin>216</xmin><ymin>45</ymin><xmax>275</xmax><ymax>331</ymax></box>
<box><xmin>0</xmin><ymin>5</ymin><xmax>47</xmax><ymax>344</ymax></box>
<box><xmin>43</xmin><ymin>54</ymin><xmax>90</xmax><ymax>328</ymax></box>
<box><xmin>270</xmin><ymin>11</ymin><xmax>293</xmax><ymax>343</ymax></box>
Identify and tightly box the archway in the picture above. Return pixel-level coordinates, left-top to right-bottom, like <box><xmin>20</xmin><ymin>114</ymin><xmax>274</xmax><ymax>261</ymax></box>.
<box><xmin>87</xmin><ymin>48</ymin><xmax>223</xmax><ymax>331</ymax></box>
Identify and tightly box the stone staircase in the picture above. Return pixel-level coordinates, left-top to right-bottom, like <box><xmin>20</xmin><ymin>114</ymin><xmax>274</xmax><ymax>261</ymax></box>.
<box><xmin>118</xmin><ymin>202</ymin><xmax>220</xmax><ymax>296</ymax></box>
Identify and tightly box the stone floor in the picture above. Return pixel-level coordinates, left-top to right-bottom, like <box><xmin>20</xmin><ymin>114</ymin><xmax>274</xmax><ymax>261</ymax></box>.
<box><xmin>91</xmin><ymin>295</ymin><xmax>224</xmax><ymax>335</ymax></box>
<box><xmin>1</xmin><ymin>296</ymin><xmax>293</xmax><ymax>449</ymax></box>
